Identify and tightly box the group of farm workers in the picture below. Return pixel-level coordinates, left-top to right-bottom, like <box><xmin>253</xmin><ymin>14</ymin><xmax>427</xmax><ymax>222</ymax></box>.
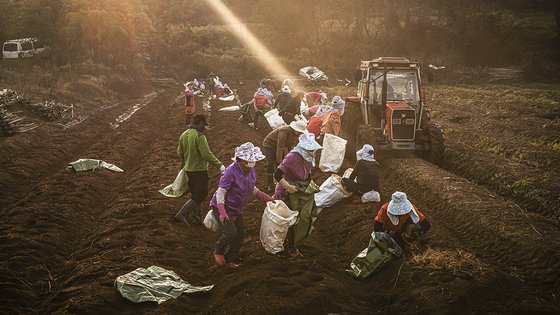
<box><xmin>173</xmin><ymin>77</ymin><xmax>430</xmax><ymax>269</ymax></box>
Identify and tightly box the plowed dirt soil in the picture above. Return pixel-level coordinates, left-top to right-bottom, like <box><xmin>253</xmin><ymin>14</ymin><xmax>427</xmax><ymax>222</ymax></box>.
<box><xmin>0</xmin><ymin>81</ymin><xmax>559</xmax><ymax>314</ymax></box>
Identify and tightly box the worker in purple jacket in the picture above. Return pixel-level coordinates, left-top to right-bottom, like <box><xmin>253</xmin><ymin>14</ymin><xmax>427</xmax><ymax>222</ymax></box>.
<box><xmin>209</xmin><ymin>142</ymin><xmax>275</xmax><ymax>268</ymax></box>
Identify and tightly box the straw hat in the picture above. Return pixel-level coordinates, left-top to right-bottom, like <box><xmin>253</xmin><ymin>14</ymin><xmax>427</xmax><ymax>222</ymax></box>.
<box><xmin>289</xmin><ymin>120</ymin><xmax>308</xmax><ymax>133</ymax></box>
<box><xmin>387</xmin><ymin>192</ymin><xmax>420</xmax><ymax>225</ymax></box>
<box><xmin>233</xmin><ymin>142</ymin><xmax>265</xmax><ymax>162</ymax></box>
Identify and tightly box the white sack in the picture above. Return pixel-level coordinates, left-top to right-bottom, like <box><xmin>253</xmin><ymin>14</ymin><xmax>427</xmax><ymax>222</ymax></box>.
<box><xmin>218</xmin><ymin>94</ymin><xmax>235</xmax><ymax>101</ymax></box>
<box><xmin>342</xmin><ymin>168</ymin><xmax>354</xmax><ymax>179</ymax></box>
<box><xmin>319</xmin><ymin>134</ymin><xmax>347</xmax><ymax>173</ymax></box>
<box><xmin>260</xmin><ymin>200</ymin><xmax>299</xmax><ymax>254</ymax></box>
<box><xmin>218</xmin><ymin>105</ymin><xmax>241</xmax><ymax>112</ymax></box>
<box><xmin>361</xmin><ymin>190</ymin><xmax>381</xmax><ymax>203</ymax></box>
<box><xmin>159</xmin><ymin>169</ymin><xmax>189</xmax><ymax>197</ymax></box>
<box><xmin>203</xmin><ymin>210</ymin><xmax>219</xmax><ymax>232</ymax></box>
<box><xmin>264</xmin><ymin>108</ymin><xmax>286</xmax><ymax>129</ymax></box>
<box><xmin>314</xmin><ymin>174</ymin><xmax>351</xmax><ymax>208</ymax></box>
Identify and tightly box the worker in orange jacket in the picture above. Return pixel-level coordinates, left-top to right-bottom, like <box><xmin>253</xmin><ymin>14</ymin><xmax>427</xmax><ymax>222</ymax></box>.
<box><xmin>374</xmin><ymin>191</ymin><xmax>431</xmax><ymax>249</ymax></box>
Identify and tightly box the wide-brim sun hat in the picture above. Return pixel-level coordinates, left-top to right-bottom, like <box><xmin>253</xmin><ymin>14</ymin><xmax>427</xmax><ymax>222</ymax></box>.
<box><xmin>314</xmin><ymin>105</ymin><xmax>331</xmax><ymax>117</ymax></box>
<box><xmin>232</xmin><ymin>142</ymin><xmax>266</xmax><ymax>162</ymax></box>
<box><xmin>289</xmin><ymin>120</ymin><xmax>308</xmax><ymax>133</ymax></box>
<box><xmin>387</xmin><ymin>191</ymin><xmax>419</xmax><ymax>225</ymax></box>
<box><xmin>297</xmin><ymin>133</ymin><xmax>322</xmax><ymax>151</ymax></box>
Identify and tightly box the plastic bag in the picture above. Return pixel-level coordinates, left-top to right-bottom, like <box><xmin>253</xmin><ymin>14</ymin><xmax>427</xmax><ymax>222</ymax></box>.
<box><xmin>203</xmin><ymin>210</ymin><xmax>219</xmax><ymax>232</ymax></box>
<box><xmin>68</xmin><ymin>158</ymin><xmax>124</xmax><ymax>172</ymax></box>
<box><xmin>159</xmin><ymin>169</ymin><xmax>189</xmax><ymax>197</ymax></box>
<box><xmin>260</xmin><ymin>200</ymin><xmax>299</xmax><ymax>254</ymax></box>
<box><xmin>361</xmin><ymin>190</ymin><xmax>381</xmax><ymax>203</ymax></box>
<box><xmin>319</xmin><ymin>134</ymin><xmax>347</xmax><ymax>173</ymax></box>
<box><xmin>314</xmin><ymin>174</ymin><xmax>351</xmax><ymax>208</ymax></box>
<box><xmin>264</xmin><ymin>108</ymin><xmax>286</xmax><ymax>129</ymax></box>
<box><xmin>346</xmin><ymin>232</ymin><xmax>402</xmax><ymax>279</ymax></box>
<box><xmin>115</xmin><ymin>265</ymin><xmax>213</xmax><ymax>304</ymax></box>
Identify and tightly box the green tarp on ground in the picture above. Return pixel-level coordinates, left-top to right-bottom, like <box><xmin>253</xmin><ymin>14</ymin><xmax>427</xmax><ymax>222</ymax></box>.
<box><xmin>115</xmin><ymin>266</ymin><xmax>213</xmax><ymax>304</ymax></box>
<box><xmin>289</xmin><ymin>180</ymin><xmax>319</xmax><ymax>246</ymax></box>
<box><xmin>346</xmin><ymin>232</ymin><xmax>402</xmax><ymax>279</ymax></box>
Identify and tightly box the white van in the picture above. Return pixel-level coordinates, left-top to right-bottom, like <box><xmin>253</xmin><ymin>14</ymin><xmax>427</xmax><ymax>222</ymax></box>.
<box><xmin>2</xmin><ymin>38</ymin><xmax>47</xmax><ymax>59</ymax></box>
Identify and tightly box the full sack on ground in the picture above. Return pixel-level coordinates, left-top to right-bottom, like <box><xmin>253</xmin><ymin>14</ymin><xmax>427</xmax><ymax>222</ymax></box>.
<box><xmin>260</xmin><ymin>200</ymin><xmax>299</xmax><ymax>254</ymax></box>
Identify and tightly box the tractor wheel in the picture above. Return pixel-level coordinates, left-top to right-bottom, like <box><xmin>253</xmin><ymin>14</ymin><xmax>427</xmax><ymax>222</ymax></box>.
<box><xmin>427</xmin><ymin>123</ymin><xmax>445</xmax><ymax>164</ymax></box>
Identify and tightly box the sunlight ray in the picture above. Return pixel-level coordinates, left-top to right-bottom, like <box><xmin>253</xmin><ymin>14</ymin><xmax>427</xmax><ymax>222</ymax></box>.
<box><xmin>205</xmin><ymin>0</ymin><xmax>302</xmax><ymax>91</ymax></box>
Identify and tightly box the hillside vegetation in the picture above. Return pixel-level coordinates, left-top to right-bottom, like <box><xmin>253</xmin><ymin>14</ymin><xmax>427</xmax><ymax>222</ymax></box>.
<box><xmin>1</xmin><ymin>0</ymin><xmax>559</xmax><ymax>86</ymax></box>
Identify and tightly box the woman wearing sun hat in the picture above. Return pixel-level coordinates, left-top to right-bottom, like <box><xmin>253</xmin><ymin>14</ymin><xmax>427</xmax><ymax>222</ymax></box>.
<box><xmin>262</xmin><ymin>120</ymin><xmax>308</xmax><ymax>192</ymax></box>
<box><xmin>274</xmin><ymin>133</ymin><xmax>322</xmax><ymax>257</ymax></box>
<box><xmin>342</xmin><ymin>144</ymin><xmax>380</xmax><ymax>203</ymax></box>
<box><xmin>209</xmin><ymin>142</ymin><xmax>275</xmax><ymax>268</ymax></box>
<box><xmin>374</xmin><ymin>191</ymin><xmax>431</xmax><ymax>249</ymax></box>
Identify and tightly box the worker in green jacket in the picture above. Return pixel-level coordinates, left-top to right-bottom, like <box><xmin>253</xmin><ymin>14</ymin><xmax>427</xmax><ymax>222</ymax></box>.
<box><xmin>175</xmin><ymin>114</ymin><xmax>225</xmax><ymax>224</ymax></box>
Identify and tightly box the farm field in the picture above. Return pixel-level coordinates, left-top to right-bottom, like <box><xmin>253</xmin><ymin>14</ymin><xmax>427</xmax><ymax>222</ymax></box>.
<box><xmin>0</xmin><ymin>81</ymin><xmax>559</xmax><ymax>314</ymax></box>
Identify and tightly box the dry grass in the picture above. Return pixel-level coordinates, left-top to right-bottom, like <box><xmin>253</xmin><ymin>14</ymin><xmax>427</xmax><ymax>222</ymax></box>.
<box><xmin>410</xmin><ymin>248</ymin><xmax>488</xmax><ymax>280</ymax></box>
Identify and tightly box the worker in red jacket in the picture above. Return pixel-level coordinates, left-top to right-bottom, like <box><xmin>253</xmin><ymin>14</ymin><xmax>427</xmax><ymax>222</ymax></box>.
<box><xmin>374</xmin><ymin>191</ymin><xmax>431</xmax><ymax>250</ymax></box>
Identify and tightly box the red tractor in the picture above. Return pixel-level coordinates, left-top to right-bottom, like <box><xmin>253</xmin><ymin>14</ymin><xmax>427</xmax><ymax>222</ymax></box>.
<box><xmin>344</xmin><ymin>57</ymin><xmax>445</xmax><ymax>163</ymax></box>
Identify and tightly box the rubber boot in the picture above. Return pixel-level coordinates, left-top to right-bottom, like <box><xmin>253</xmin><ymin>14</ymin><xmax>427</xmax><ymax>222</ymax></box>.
<box><xmin>192</xmin><ymin>202</ymin><xmax>202</xmax><ymax>225</ymax></box>
<box><xmin>175</xmin><ymin>199</ymin><xmax>195</xmax><ymax>224</ymax></box>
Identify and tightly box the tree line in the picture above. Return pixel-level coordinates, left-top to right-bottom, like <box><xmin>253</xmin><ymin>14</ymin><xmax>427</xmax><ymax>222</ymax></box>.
<box><xmin>1</xmin><ymin>0</ymin><xmax>558</xmax><ymax>78</ymax></box>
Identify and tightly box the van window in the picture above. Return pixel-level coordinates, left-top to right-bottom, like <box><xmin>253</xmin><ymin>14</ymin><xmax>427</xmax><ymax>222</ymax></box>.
<box><xmin>33</xmin><ymin>41</ymin><xmax>45</xmax><ymax>49</ymax></box>
<box><xmin>3</xmin><ymin>43</ymin><xmax>18</xmax><ymax>51</ymax></box>
<box><xmin>21</xmin><ymin>41</ymin><xmax>33</xmax><ymax>51</ymax></box>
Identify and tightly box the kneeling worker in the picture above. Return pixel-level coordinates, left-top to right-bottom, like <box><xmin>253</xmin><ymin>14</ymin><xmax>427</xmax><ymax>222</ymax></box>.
<box><xmin>342</xmin><ymin>144</ymin><xmax>380</xmax><ymax>203</ymax></box>
<box><xmin>374</xmin><ymin>191</ymin><xmax>431</xmax><ymax>250</ymax></box>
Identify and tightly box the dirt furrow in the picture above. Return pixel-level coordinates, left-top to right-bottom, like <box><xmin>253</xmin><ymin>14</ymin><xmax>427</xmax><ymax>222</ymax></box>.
<box><xmin>384</xmin><ymin>158</ymin><xmax>560</xmax><ymax>310</ymax></box>
<box><xmin>0</xmin><ymin>91</ymin><xmax>176</xmax><ymax>313</ymax></box>
<box><xmin>0</xmin><ymin>93</ymin><xmax>160</xmax><ymax>210</ymax></box>
<box><xmin>425</xmin><ymin>84</ymin><xmax>560</xmax><ymax>220</ymax></box>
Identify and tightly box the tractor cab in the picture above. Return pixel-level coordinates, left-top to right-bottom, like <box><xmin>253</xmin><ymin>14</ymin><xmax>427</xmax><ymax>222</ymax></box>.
<box><xmin>351</xmin><ymin>57</ymin><xmax>444</xmax><ymax>162</ymax></box>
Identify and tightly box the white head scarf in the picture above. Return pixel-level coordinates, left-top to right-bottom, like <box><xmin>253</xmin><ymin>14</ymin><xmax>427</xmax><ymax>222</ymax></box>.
<box><xmin>356</xmin><ymin>144</ymin><xmax>375</xmax><ymax>162</ymax></box>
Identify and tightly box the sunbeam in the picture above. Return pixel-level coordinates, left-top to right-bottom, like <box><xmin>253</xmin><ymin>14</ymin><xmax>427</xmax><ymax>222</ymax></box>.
<box><xmin>204</xmin><ymin>0</ymin><xmax>302</xmax><ymax>91</ymax></box>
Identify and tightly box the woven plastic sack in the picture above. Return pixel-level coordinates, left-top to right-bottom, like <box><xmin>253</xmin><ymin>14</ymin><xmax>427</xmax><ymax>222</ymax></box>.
<box><xmin>159</xmin><ymin>169</ymin><xmax>189</xmax><ymax>197</ymax></box>
<box><xmin>319</xmin><ymin>134</ymin><xmax>347</xmax><ymax>172</ymax></box>
<box><xmin>260</xmin><ymin>200</ymin><xmax>299</xmax><ymax>254</ymax></box>
<box><xmin>346</xmin><ymin>232</ymin><xmax>402</xmax><ymax>279</ymax></box>
<box><xmin>314</xmin><ymin>174</ymin><xmax>351</xmax><ymax>208</ymax></box>
<box><xmin>361</xmin><ymin>190</ymin><xmax>381</xmax><ymax>203</ymax></box>
<box><xmin>264</xmin><ymin>108</ymin><xmax>286</xmax><ymax>129</ymax></box>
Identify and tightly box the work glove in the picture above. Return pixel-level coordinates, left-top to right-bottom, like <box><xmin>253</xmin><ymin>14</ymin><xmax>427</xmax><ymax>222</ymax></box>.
<box><xmin>219</xmin><ymin>165</ymin><xmax>226</xmax><ymax>173</ymax></box>
<box><xmin>279</xmin><ymin>178</ymin><xmax>298</xmax><ymax>194</ymax></box>
<box><xmin>403</xmin><ymin>224</ymin><xmax>420</xmax><ymax>241</ymax></box>
<box><xmin>255</xmin><ymin>189</ymin><xmax>274</xmax><ymax>202</ymax></box>
<box><xmin>217</xmin><ymin>203</ymin><xmax>229</xmax><ymax>224</ymax></box>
